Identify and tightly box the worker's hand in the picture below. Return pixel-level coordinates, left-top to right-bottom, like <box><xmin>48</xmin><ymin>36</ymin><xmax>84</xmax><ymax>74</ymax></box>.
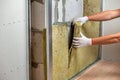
<box><xmin>74</xmin><ymin>16</ymin><xmax>88</xmax><ymax>25</ymax></box>
<box><xmin>72</xmin><ymin>32</ymin><xmax>92</xmax><ymax>48</ymax></box>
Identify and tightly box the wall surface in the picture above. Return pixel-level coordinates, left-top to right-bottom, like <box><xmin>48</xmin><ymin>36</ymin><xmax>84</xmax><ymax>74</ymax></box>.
<box><xmin>31</xmin><ymin>0</ymin><xmax>45</xmax><ymax>80</ymax></box>
<box><xmin>0</xmin><ymin>0</ymin><xmax>29</xmax><ymax>80</ymax></box>
<box><xmin>52</xmin><ymin>0</ymin><xmax>83</xmax><ymax>23</ymax></box>
<box><xmin>52</xmin><ymin>0</ymin><xmax>101</xmax><ymax>79</ymax></box>
<box><xmin>31</xmin><ymin>0</ymin><xmax>45</xmax><ymax>31</ymax></box>
<box><xmin>102</xmin><ymin>0</ymin><xmax>120</xmax><ymax>61</ymax></box>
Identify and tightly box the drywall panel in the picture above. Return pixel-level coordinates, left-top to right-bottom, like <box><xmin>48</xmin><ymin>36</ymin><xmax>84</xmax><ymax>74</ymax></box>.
<box><xmin>0</xmin><ymin>0</ymin><xmax>29</xmax><ymax>80</ymax></box>
<box><xmin>102</xmin><ymin>0</ymin><xmax>120</xmax><ymax>61</ymax></box>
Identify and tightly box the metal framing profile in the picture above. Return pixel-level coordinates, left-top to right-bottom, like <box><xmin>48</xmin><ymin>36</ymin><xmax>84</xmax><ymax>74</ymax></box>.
<box><xmin>45</xmin><ymin>0</ymin><xmax>52</xmax><ymax>80</ymax></box>
<box><xmin>26</xmin><ymin>0</ymin><xmax>31</xmax><ymax>80</ymax></box>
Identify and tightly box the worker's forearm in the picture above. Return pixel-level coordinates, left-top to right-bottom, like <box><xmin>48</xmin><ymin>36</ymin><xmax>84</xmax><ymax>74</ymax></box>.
<box><xmin>98</xmin><ymin>38</ymin><xmax>120</xmax><ymax>45</ymax></box>
<box><xmin>88</xmin><ymin>9</ymin><xmax>120</xmax><ymax>21</ymax></box>
<box><xmin>92</xmin><ymin>32</ymin><xmax>120</xmax><ymax>45</ymax></box>
<box><xmin>92</xmin><ymin>34</ymin><xmax>116</xmax><ymax>45</ymax></box>
<box><xmin>73</xmin><ymin>32</ymin><xmax>120</xmax><ymax>47</ymax></box>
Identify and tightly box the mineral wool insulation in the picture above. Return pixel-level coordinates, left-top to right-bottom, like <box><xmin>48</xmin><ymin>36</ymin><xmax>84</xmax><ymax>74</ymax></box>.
<box><xmin>52</xmin><ymin>0</ymin><xmax>101</xmax><ymax>79</ymax></box>
<box><xmin>52</xmin><ymin>22</ymin><xmax>99</xmax><ymax>80</ymax></box>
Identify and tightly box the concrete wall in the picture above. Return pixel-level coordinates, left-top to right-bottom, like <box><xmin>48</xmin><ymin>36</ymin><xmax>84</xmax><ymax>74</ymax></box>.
<box><xmin>52</xmin><ymin>0</ymin><xmax>83</xmax><ymax>23</ymax></box>
<box><xmin>31</xmin><ymin>0</ymin><xmax>45</xmax><ymax>80</ymax></box>
<box><xmin>102</xmin><ymin>0</ymin><xmax>120</xmax><ymax>61</ymax></box>
<box><xmin>52</xmin><ymin>0</ymin><xmax>101</xmax><ymax>79</ymax></box>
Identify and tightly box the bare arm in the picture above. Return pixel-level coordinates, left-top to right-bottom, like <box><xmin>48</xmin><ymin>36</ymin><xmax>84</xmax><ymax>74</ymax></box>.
<box><xmin>88</xmin><ymin>9</ymin><xmax>120</xmax><ymax>21</ymax></box>
<box><xmin>73</xmin><ymin>32</ymin><xmax>120</xmax><ymax>47</ymax></box>
<box><xmin>92</xmin><ymin>32</ymin><xmax>120</xmax><ymax>45</ymax></box>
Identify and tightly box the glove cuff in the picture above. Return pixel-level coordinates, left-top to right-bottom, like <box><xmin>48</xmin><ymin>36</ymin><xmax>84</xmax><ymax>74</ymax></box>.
<box><xmin>84</xmin><ymin>16</ymin><xmax>89</xmax><ymax>22</ymax></box>
<box><xmin>87</xmin><ymin>38</ymin><xmax>92</xmax><ymax>46</ymax></box>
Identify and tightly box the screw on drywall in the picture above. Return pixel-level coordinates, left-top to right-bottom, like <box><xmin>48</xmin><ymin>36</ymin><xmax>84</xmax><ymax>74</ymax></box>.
<box><xmin>17</xmin><ymin>67</ymin><xmax>19</xmax><ymax>70</ymax></box>
<box><xmin>10</xmin><ymin>70</ymin><xmax>13</xmax><ymax>72</ymax></box>
<box><xmin>13</xmin><ymin>21</ymin><xmax>16</xmax><ymax>24</ymax></box>
<box><xmin>8</xmin><ymin>23</ymin><xmax>11</xmax><ymax>25</ymax></box>
<box><xmin>3</xmin><ymin>73</ymin><xmax>6</xmax><ymax>75</ymax></box>
<box><xmin>18</xmin><ymin>20</ymin><xmax>21</xmax><ymax>23</ymax></box>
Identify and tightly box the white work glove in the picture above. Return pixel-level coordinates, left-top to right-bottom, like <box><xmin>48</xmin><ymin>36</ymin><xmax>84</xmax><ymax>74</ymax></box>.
<box><xmin>74</xmin><ymin>16</ymin><xmax>88</xmax><ymax>25</ymax></box>
<box><xmin>73</xmin><ymin>32</ymin><xmax>92</xmax><ymax>48</ymax></box>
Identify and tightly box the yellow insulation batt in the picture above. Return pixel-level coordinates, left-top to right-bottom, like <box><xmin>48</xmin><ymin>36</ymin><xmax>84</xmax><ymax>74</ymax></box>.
<box><xmin>43</xmin><ymin>0</ymin><xmax>101</xmax><ymax>79</ymax></box>
<box><xmin>52</xmin><ymin>22</ymin><xmax>99</xmax><ymax>80</ymax></box>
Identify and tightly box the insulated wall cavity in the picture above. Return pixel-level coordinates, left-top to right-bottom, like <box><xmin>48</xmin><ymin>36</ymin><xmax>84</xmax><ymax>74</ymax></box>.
<box><xmin>52</xmin><ymin>0</ymin><xmax>101</xmax><ymax>80</ymax></box>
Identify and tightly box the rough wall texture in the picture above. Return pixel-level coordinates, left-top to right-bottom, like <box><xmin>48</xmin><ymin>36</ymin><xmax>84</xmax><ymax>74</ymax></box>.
<box><xmin>31</xmin><ymin>0</ymin><xmax>45</xmax><ymax>31</ymax></box>
<box><xmin>31</xmin><ymin>31</ymin><xmax>43</xmax><ymax>64</ymax></box>
<box><xmin>83</xmin><ymin>0</ymin><xmax>101</xmax><ymax>38</ymax></box>
<box><xmin>52</xmin><ymin>23</ymin><xmax>99</xmax><ymax>80</ymax></box>
<box><xmin>52</xmin><ymin>0</ymin><xmax>83</xmax><ymax>23</ymax></box>
<box><xmin>31</xmin><ymin>0</ymin><xmax>45</xmax><ymax>80</ymax></box>
<box><xmin>52</xmin><ymin>0</ymin><xmax>101</xmax><ymax>80</ymax></box>
<box><xmin>52</xmin><ymin>24</ymin><xmax>69</xmax><ymax>80</ymax></box>
<box><xmin>68</xmin><ymin>22</ymin><xmax>99</xmax><ymax>78</ymax></box>
<box><xmin>32</xmin><ymin>64</ymin><xmax>44</xmax><ymax>80</ymax></box>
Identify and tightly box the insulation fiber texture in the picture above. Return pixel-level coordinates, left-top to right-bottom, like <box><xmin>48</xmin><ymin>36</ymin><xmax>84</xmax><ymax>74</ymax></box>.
<box><xmin>52</xmin><ymin>22</ymin><xmax>99</xmax><ymax>80</ymax></box>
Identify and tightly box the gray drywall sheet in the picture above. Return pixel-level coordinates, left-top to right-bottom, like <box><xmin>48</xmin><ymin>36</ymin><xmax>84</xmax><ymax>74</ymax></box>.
<box><xmin>0</xmin><ymin>0</ymin><xmax>29</xmax><ymax>80</ymax></box>
<box><xmin>102</xmin><ymin>0</ymin><xmax>120</xmax><ymax>61</ymax></box>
